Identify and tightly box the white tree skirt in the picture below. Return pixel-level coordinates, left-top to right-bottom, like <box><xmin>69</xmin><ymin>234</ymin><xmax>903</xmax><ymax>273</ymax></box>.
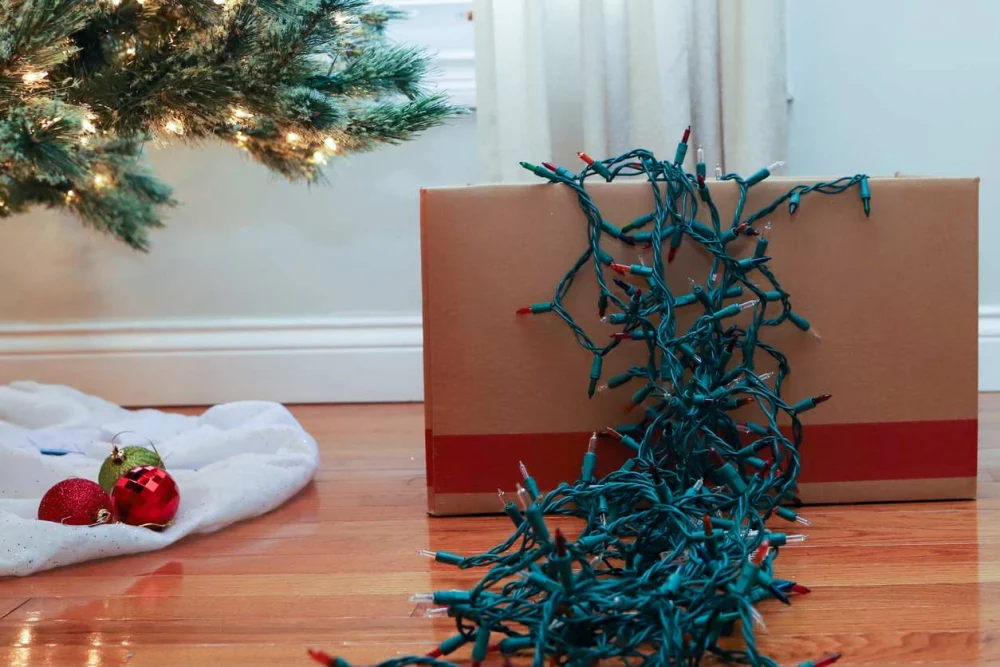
<box><xmin>0</xmin><ymin>382</ymin><xmax>319</xmax><ymax>576</ymax></box>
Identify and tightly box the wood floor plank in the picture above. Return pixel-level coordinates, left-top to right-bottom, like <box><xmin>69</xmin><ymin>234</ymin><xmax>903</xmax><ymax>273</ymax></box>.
<box><xmin>0</xmin><ymin>400</ymin><xmax>994</xmax><ymax>665</ymax></box>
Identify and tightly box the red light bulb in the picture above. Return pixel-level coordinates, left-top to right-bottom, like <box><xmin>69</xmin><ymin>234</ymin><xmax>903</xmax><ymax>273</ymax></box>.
<box><xmin>307</xmin><ymin>649</ymin><xmax>334</xmax><ymax>666</ymax></box>
<box><xmin>541</xmin><ymin>161</ymin><xmax>557</xmax><ymax>171</ymax></box>
<box><xmin>681</xmin><ymin>125</ymin><xmax>691</xmax><ymax>144</ymax></box>
<box><xmin>813</xmin><ymin>653</ymin><xmax>842</xmax><ymax>667</ymax></box>
<box><xmin>814</xmin><ymin>393</ymin><xmax>833</xmax><ymax>405</ymax></box>
<box><xmin>667</xmin><ymin>246</ymin><xmax>678</xmax><ymax>263</ymax></box>
<box><xmin>516</xmin><ymin>306</ymin><xmax>532</xmax><ymax>315</ymax></box>
<box><xmin>555</xmin><ymin>528</ymin><xmax>568</xmax><ymax>557</ymax></box>
<box><xmin>707</xmin><ymin>447</ymin><xmax>726</xmax><ymax>467</ymax></box>
<box><xmin>790</xmin><ymin>583</ymin><xmax>811</xmax><ymax>595</ymax></box>
<box><xmin>577</xmin><ymin>151</ymin><xmax>595</xmax><ymax>166</ymax></box>
<box><xmin>609</xmin><ymin>262</ymin><xmax>630</xmax><ymax>275</ymax></box>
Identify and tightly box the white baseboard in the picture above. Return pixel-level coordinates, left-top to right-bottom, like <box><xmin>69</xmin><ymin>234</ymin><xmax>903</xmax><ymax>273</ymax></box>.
<box><xmin>0</xmin><ymin>316</ymin><xmax>423</xmax><ymax>406</ymax></box>
<box><xmin>4</xmin><ymin>307</ymin><xmax>993</xmax><ymax>404</ymax></box>
<box><xmin>981</xmin><ymin>306</ymin><xmax>1000</xmax><ymax>391</ymax></box>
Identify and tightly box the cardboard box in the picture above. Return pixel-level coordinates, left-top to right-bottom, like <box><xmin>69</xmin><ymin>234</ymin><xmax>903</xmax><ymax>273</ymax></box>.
<box><xmin>421</xmin><ymin>177</ymin><xmax>978</xmax><ymax>515</ymax></box>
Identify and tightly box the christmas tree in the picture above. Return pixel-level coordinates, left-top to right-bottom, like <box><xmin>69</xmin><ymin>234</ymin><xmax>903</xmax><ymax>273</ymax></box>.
<box><xmin>0</xmin><ymin>0</ymin><xmax>461</xmax><ymax>249</ymax></box>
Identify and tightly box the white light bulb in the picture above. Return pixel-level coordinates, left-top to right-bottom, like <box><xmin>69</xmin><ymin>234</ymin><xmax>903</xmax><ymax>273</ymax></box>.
<box><xmin>750</xmin><ymin>606</ymin><xmax>767</xmax><ymax>630</ymax></box>
<box><xmin>285</xmin><ymin>132</ymin><xmax>301</xmax><ymax>143</ymax></box>
<box><xmin>323</xmin><ymin>137</ymin><xmax>338</xmax><ymax>151</ymax></box>
<box><xmin>714</xmin><ymin>164</ymin><xmax>723</xmax><ymax>180</ymax></box>
<box><xmin>696</xmin><ymin>146</ymin><xmax>704</xmax><ymax>163</ymax></box>
<box><xmin>516</xmin><ymin>483</ymin><xmax>531</xmax><ymax>510</ymax></box>
<box><xmin>423</xmin><ymin>607</ymin><xmax>450</xmax><ymax>618</ymax></box>
<box><xmin>164</xmin><ymin>119</ymin><xmax>183</xmax><ymax>135</ymax></box>
<box><xmin>22</xmin><ymin>71</ymin><xmax>47</xmax><ymax>84</ymax></box>
<box><xmin>768</xmin><ymin>160</ymin><xmax>785</xmax><ymax>172</ymax></box>
<box><xmin>81</xmin><ymin>119</ymin><xmax>96</xmax><ymax>133</ymax></box>
<box><xmin>93</xmin><ymin>174</ymin><xmax>107</xmax><ymax>187</ymax></box>
<box><xmin>125</xmin><ymin>46</ymin><xmax>136</xmax><ymax>56</ymax></box>
<box><xmin>311</xmin><ymin>150</ymin><xmax>327</xmax><ymax>165</ymax></box>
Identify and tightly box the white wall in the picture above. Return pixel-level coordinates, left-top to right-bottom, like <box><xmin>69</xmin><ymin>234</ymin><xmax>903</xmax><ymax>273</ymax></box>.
<box><xmin>0</xmin><ymin>0</ymin><xmax>477</xmax><ymax>405</ymax></box>
<box><xmin>786</xmin><ymin>0</ymin><xmax>1000</xmax><ymax>388</ymax></box>
<box><xmin>0</xmin><ymin>117</ymin><xmax>477</xmax><ymax>321</ymax></box>
<box><xmin>0</xmin><ymin>115</ymin><xmax>478</xmax><ymax>405</ymax></box>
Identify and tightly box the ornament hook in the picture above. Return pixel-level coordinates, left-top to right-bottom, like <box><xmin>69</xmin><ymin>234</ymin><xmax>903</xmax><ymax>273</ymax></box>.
<box><xmin>89</xmin><ymin>508</ymin><xmax>113</xmax><ymax>527</ymax></box>
<box><xmin>110</xmin><ymin>430</ymin><xmax>161</xmax><ymax>460</ymax></box>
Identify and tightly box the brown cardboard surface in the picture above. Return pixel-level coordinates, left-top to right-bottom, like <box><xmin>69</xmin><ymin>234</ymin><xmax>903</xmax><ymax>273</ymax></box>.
<box><xmin>421</xmin><ymin>177</ymin><xmax>979</xmax><ymax>514</ymax></box>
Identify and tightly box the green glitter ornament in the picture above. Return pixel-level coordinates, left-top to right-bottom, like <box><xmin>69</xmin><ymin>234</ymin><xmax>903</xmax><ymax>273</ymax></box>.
<box><xmin>98</xmin><ymin>434</ymin><xmax>163</xmax><ymax>492</ymax></box>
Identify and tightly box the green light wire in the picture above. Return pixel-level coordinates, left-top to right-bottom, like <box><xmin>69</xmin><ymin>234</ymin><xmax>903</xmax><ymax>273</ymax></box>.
<box><xmin>313</xmin><ymin>149</ymin><xmax>867</xmax><ymax>667</ymax></box>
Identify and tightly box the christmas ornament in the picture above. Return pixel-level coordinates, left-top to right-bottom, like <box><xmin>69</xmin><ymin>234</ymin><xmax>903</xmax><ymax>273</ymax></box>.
<box><xmin>111</xmin><ymin>466</ymin><xmax>180</xmax><ymax>529</ymax></box>
<box><xmin>37</xmin><ymin>478</ymin><xmax>114</xmax><ymax>526</ymax></box>
<box><xmin>98</xmin><ymin>433</ymin><xmax>164</xmax><ymax>492</ymax></box>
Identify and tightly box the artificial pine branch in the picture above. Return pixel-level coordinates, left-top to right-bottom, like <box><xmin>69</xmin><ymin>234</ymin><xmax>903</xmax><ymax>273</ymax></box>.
<box><xmin>0</xmin><ymin>0</ymin><xmax>464</xmax><ymax>249</ymax></box>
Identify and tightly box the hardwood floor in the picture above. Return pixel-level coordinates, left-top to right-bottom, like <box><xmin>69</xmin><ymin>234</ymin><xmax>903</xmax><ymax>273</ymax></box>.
<box><xmin>2</xmin><ymin>398</ymin><xmax>999</xmax><ymax>666</ymax></box>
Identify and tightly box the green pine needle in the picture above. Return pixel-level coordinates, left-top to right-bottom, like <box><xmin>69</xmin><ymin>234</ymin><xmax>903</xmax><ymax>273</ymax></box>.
<box><xmin>0</xmin><ymin>0</ymin><xmax>464</xmax><ymax>248</ymax></box>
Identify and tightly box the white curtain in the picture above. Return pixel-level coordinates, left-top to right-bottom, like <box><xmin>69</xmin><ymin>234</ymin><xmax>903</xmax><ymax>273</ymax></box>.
<box><xmin>473</xmin><ymin>0</ymin><xmax>788</xmax><ymax>182</ymax></box>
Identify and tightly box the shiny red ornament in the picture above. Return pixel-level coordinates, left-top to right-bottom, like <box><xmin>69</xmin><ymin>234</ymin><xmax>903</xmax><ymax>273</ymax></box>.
<box><xmin>112</xmin><ymin>466</ymin><xmax>180</xmax><ymax>528</ymax></box>
<box><xmin>38</xmin><ymin>478</ymin><xmax>115</xmax><ymax>526</ymax></box>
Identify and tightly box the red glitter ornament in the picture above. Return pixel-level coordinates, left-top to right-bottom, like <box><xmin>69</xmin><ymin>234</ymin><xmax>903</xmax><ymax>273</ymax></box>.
<box><xmin>37</xmin><ymin>478</ymin><xmax>115</xmax><ymax>526</ymax></box>
<box><xmin>111</xmin><ymin>466</ymin><xmax>180</xmax><ymax>529</ymax></box>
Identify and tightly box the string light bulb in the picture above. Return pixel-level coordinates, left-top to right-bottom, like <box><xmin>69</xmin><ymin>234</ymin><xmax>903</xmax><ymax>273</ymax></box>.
<box><xmin>93</xmin><ymin>174</ymin><xmax>108</xmax><ymax>188</ymax></box>
<box><xmin>323</xmin><ymin>137</ymin><xmax>338</xmax><ymax>152</ymax></box>
<box><xmin>312</xmin><ymin>138</ymin><xmax>873</xmax><ymax>667</ymax></box>
<box><xmin>164</xmin><ymin>119</ymin><xmax>183</xmax><ymax>135</ymax></box>
<box><xmin>22</xmin><ymin>71</ymin><xmax>47</xmax><ymax>85</ymax></box>
<box><xmin>285</xmin><ymin>132</ymin><xmax>301</xmax><ymax>143</ymax></box>
<box><xmin>311</xmin><ymin>151</ymin><xmax>327</xmax><ymax>165</ymax></box>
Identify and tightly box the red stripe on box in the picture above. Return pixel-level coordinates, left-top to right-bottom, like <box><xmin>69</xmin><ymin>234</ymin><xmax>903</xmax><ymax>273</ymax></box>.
<box><xmin>427</xmin><ymin>419</ymin><xmax>977</xmax><ymax>494</ymax></box>
<box><xmin>424</xmin><ymin>429</ymin><xmax>435</xmax><ymax>487</ymax></box>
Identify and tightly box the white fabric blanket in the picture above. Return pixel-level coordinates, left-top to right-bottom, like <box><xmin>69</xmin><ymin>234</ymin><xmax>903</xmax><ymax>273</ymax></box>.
<box><xmin>0</xmin><ymin>382</ymin><xmax>319</xmax><ymax>576</ymax></box>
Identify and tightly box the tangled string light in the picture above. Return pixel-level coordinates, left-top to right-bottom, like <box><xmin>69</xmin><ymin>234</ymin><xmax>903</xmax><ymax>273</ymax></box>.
<box><xmin>309</xmin><ymin>130</ymin><xmax>870</xmax><ymax>667</ymax></box>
